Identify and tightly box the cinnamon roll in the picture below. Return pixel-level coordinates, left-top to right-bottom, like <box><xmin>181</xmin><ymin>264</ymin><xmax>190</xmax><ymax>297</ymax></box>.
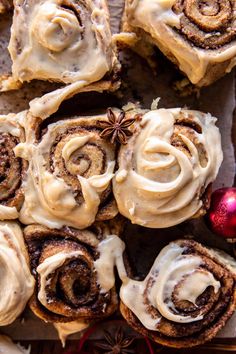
<box><xmin>0</xmin><ymin>335</ymin><xmax>30</xmax><ymax>354</ymax></box>
<box><xmin>113</xmin><ymin>107</ymin><xmax>223</xmax><ymax>228</ymax></box>
<box><xmin>2</xmin><ymin>0</ymin><xmax>120</xmax><ymax>96</ymax></box>
<box><xmin>0</xmin><ymin>114</ymin><xmax>26</xmax><ymax>220</ymax></box>
<box><xmin>24</xmin><ymin>223</ymin><xmax>120</xmax><ymax>323</ymax></box>
<box><xmin>0</xmin><ymin>222</ymin><xmax>35</xmax><ymax>326</ymax></box>
<box><xmin>121</xmin><ymin>0</ymin><xmax>236</xmax><ymax>86</ymax></box>
<box><xmin>120</xmin><ymin>239</ymin><xmax>236</xmax><ymax>348</ymax></box>
<box><xmin>15</xmin><ymin>112</ymin><xmax>118</xmax><ymax>229</ymax></box>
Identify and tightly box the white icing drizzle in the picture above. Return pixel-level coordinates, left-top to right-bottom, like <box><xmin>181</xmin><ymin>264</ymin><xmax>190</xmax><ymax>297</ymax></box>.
<box><xmin>0</xmin><ymin>114</ymin><xmax>21</xmax><ymax>137</ymax></box>
<box><xmin>54</xmin><ymin>320</ymin><xmax>89</xmax><ymax>347</ymax></box>
<box><xmin>29</xmin><ymin>80</ymin><xmax>87</xmax><ymax>119</ymax></box>
<box><xmin>0</xmin><ymin>205</ymin><xmax>18</xmax><ymax>220</ymax></box>
<box><xmin>0</xmin><ymin>222</ymin><xmax>35</xmax><ymax>326</ymax></box>
<box><xmin>62</xmin><ymin>136</ymin><xmax>90</xmax><ymax>164</ymax></box>
<box><xmin>0</xmin><ymin>335</ymin><xmax>30</xmax><ymax>354</ymax></box>
<box><xmin>113</xmin><ymin>108</ymin><xmax>223</xmax><ymax>228</ymax></box>
<box><xmin>8</xmin><ymin>0</ymin><xmax>117</xmax><ymax>86</ymax></box>
<box><xmin>125</xmin><ymin>0</ymin><xmax>236</xmax><ymax>85</ymax></box>
<box><xmin>15</xmin><ymin>116</ymin><xmax>115</xmax><ymax>229</ymax></box>
<box><xmin>94</xmin><ymin>235</ymin><xmax>127</xmax><ymax>293</ymax></box>
<box><xmin>37</xmin><ymin>250</ymin><xmax>84</xmax><ymax>307</ymax></box>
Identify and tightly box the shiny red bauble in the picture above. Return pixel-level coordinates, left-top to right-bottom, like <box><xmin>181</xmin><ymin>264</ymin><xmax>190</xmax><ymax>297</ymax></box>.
<box><xmin>207</xmin><ymin>187</ymin><xmax>236</xmax><ymax>240</ymax></box>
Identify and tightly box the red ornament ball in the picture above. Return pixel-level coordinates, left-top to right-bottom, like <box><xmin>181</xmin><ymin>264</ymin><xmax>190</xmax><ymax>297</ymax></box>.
<box><xmin>207</xmin><ymin>188</ymin><xmax>236</xmax><ymax>239</ymax></box>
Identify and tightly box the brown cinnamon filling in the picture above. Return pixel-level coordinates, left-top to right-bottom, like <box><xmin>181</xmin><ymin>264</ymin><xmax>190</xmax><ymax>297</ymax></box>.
<box><xmin>171</xmin><ymin>114</ymin><xmax>208</xmax><ymax>168</ymax></box>
<box><xmin>172</xmin><ymin>0</ymin><xmax>236</xmax><ymax>49</ymax></box>
<box><xmin>60</xmin><ymin>0</ymin><xmax>84</xmax><ymax>30</ymax></box>
<box><xmin>0</xmin><ymin>133</ymin><xmax>22</xmax><ymax>205</ymax></box>
<box><xmin>49</xmin><ymin>127</ymin><xmax>111</xmax><ymax>205</ymax></box>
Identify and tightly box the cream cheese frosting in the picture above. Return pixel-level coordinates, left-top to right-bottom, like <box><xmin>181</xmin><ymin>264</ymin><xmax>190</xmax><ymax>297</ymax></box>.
<box><xmin>8</xmin><ymin>0</ymin><xmax>117</xmax><ymax>85</ymax></box>
<box><xmin>94</xmin><ymin>235</ymin><xmax>127</xmax><ymax>293</ymax></box>
<box><xmin>15</xmin><ymin>114</ymin><xmax>116</xmax><ymax>229</ymax></box>
<box><xmin>54</xmin><ymin>320</ymin><xmax>89</xmax><ymax>347</ymax></box>
<box><xmin>0</xmin><ymin>222</ymin><xmax>35</xmax><ymax>326</ymax></box>
<box><xmin>113</xmin><ymin>108</ymin><xmax>223</xmax><ymax>228</ymax></box>
<box><xmin>0</xmin><ymin>335</ymin><xmax>30</xmax><ymax>354</ymax></box>
<box><xmin>124</xmin><ymin>0</ymin><xmax>236</xmax><ymax>85</ymax></box>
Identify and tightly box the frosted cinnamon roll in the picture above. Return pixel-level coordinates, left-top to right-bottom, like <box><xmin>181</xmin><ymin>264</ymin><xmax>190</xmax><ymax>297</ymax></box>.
<box><xmin>0</xmin><ymin>335</ymin><xmax>30</xmax><ymax>354</ymax></box>
<box><xmin>24</xmin><ymin>223</ymin><xmax>119</xmax><ymax>323</ymax></box>
<box><xmin>15</xmin><ymin>113</ymin><xmax>118</xmax><ymax>229</ymax></box>
<box><xmin>113</xmin><ymin>108</ymin><xmax>223</xmax><ymax>228</ymax></box>
<box><xmin>0</xmin><ymin>222</ymin><xmax>35</xmax><ymax>326</ymax></box>
<box><xmin>121</xmin><ymin>0</ymin><xmax>236</xmax><ymax>86</ymax></box>
<box><xmin>2</xmin><ymin>0</ymin><xmax>119</xmax><ymax>97</ymax></box>
<box><xmin>0</xmin><ymin>114</ymin><xmax>26</xmax><ymax>220</ymax></box>
<box><xmin>120</xmin><ymin>239</ymin><xmax>236</xmax><ymax>348</ymax></box>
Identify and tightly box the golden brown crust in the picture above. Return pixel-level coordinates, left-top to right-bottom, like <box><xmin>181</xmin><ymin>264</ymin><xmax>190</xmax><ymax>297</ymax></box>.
<box><xmin>120</xmin><ymin>239</ymin><xmax>236</xmax><ymax>348</ymax></box>
<box><xmin>120</xmin><ymin>296</ymin><xmax>236</xmax><ymax>348</ymax></box>
<box><xmin>24</xmin><ymin>222</ymin><xmax>119</xmax><ymax>323</ymax></box>
<box><xmin>120</xmin><ymin>21</ymin><xmax>235</xmax><ymax>87</ymax></box>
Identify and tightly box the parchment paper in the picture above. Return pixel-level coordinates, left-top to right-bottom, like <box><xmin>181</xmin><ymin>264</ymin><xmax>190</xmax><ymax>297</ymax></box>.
<box><xmin>0</xmin><ymin>0</ymin><xmax>235</xmax><ymax>341</ymax></box>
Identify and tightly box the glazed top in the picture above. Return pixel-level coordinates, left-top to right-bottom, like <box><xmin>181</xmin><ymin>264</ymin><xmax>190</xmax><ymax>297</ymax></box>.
<box><xmin>8</xmin><ymin>0</ymin><xmax>117</xmax><ymax>85</ymax></box>
<box><xmin>113</xmin><ymin>108</ymin><xmax>223</xmax><ymax>228</ymax></box>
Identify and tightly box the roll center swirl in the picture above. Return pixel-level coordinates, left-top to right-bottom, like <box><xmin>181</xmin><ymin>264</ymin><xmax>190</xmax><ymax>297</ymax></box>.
<box><xmin>185</xmin><ymin>0</ymin><xmax>232</xmax><ymax>31</ymax></box>
<box><xmin>31</xmin><ymin>2</ymin><xmax>83</xmax><ymax>52</ymax></box>
<box><xmin>173</xmin><ymin>0</ymin><xmax>235</xmax><ymax>49</ymax></box>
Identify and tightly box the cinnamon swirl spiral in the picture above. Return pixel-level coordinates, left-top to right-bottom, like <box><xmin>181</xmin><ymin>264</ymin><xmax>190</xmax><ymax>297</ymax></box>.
<box><xmin>15</xmin><ymin>113</ymin><xmax>117</xmax><ymax>229</ymax></box>
<box><xmin>0</xmin><ymin>114</ymin><xmax>26</xmax><ymax>220</ymax></box>
<box><xmin>24</xmin><ymin>223</ymin><xmax>119</xmax><ymax>323</ymax></box>
<box><xmin>122</xmin><ymin>0</ymin><xmax>236</xmax><ymax>86</ymax></box>
<box><xmin>3</xmin><ymin>0</ymin><xmax>119</xmax><ymax>93</ymax></box>
<box><xmin>0</xmin><ymin>222</ymin><xmax>35</xmax><ymax>326</ymax></box>
<box><xmin>113</xmin><ymin>108</ymin><xmax>223</xmax><ymax>228</ymax></box>
<box><xmin>120</xmin><ymin>239</ymin><xmax>236</xmax><ymax>348</ymax></box>
<box><xmin>173</xmin><ymin>0</ymin><xmax>235</xmax><ymax>50</ymax></box>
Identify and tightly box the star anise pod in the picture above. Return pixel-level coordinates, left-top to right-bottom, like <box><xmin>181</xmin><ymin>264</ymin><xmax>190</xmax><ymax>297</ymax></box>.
<box><xmin>95</xmin><ymin>327</ymin><xmax>135</xmax><ymax>354</ymax></box>
<box><xmin>98</xmin><ymin>108</ymin><xmax>139</xmax><ymax>145</ymax></box>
